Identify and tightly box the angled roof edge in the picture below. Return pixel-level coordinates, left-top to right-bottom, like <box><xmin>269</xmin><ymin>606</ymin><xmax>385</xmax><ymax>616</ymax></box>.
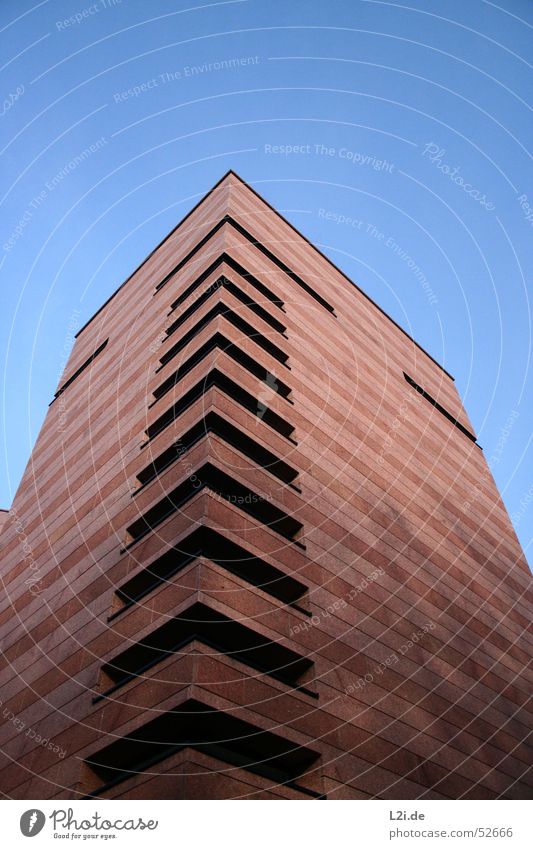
<box><xmin>75</xmin><ymin>169</ymin><xmax>235</xmax><ymax>339</ymax></box>
<box><xmin>74</xmin><ymin>169</ymin><xmax>453</xmax><ymax>381</ymax></box>
<box><xmin>227</xmin><ymin>172</ymin><xmax>453</xmax><ymax>381</ymax></box>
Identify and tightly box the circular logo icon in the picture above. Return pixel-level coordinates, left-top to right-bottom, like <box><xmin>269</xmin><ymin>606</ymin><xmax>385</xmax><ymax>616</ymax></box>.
<box><xmin>20</xmin><ymin>810</ymin><xmax>46</xmax><ymax>837</ymax></box>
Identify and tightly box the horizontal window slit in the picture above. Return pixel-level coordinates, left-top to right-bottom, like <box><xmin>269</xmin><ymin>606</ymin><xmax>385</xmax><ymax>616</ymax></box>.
<box><xmin>155</xmin><ymin>217</ymin><xmax>336</xmax><ymax>316</ymax></box>
<box><xmin>84</xmin><ymin>698</ymin><xmax>320</xmax><ymax>798</ymax></box>
<box><xmin>97</xmin><ymin>602</ymin><xmax>314</xmax><ymax>701</ymax></box>
<box><xmin>145</xmin><ymin>369</ymin><xmax>295</xmax><ymax>443</ymax></box>
<box><xmin>163</xmin><ymin>303</ymin><xmax>288</xmax><ymax>366</ymax></box>
<box><xmin>52</xmin><ymin>339</ymin><xmax>108</xmax><ymax>400</ymax></box>
<box><xmin>226</xmin><ymin>215</ymin><xmax>336</xmax><ymax>315</ymax></box>
<box><xmin>164</xmin><ymin>251</ymin><xmax>285</xmax><ymax>312</ymax></box>
<box><xmin>153</xmin><ymin>333</ymin><xmax>291</xmax><ymax>402</ymax></box>
<box><xmin>137</xmin><ymin>412</ymin><xmax>298</xmax><ymax>488</ymax></box>
<box><xmin>168</xmin><ymin>274</ymin><xmax>286</xmax><ymax>335</ymax></box>
<box><xmin>112</xmin><ymin>526</ymin><xmax>308</xmax><ymax>615</ymax></box>
<box><xmin>403</xmin><ymin>372</ymin><xmax>477</xmax><ymax>443</ymax></box>
<box><xmin>125</xmin><ymin>462</ymin><xmax>303</xmax><ymax>546</ymax></box>
<box><xmin>155</xmin><ymin>218</ymin><xmax>227</xmax><ymax>292</ymax></box>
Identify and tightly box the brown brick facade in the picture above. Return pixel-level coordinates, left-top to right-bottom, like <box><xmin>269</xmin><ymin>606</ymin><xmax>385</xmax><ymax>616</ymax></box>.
<box><xmin>0</xmin><ymin>171</ymin><xmax>531</xmax><ymax>799</ymax></box>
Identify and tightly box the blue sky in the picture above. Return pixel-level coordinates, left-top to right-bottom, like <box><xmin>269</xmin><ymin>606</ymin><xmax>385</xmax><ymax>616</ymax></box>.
<box><xmin>1</xmin><ymin>0</ymin><xmax>532</xmax><ymax>562</ymax></box>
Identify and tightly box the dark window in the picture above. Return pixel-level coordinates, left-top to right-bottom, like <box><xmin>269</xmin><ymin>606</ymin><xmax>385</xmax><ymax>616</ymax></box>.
<box><xmin>163</xmin><ymin>302</ymin><xmax>288</xmax><ymax>366</ymax></box>
<box><xmin>137</xmin><ymin>412</ymin><xmax>298</xmax><ymax>488</ymax></box>
<box><xmin>152</xmin><ymin>333</ymin><xmax>291</xmax><ymax>403</ymax></box>
<box><xmin>169</xmin><ymin>252</ymin><xmax>285</xmax><ymax>312</ymax></box>
<box><xmin>155</xmin><ymin>218</ymin><xmax>227</xmax><ymax>292</ymax></box>
<box><xmin>112</xmin><ymin>526</ymin><xmax>308</xmax><ymax>617</ymax></box>
<box><xmin>226</xmin><ymin>215</ymin><xmax>336</xmax><ymax>315</ymax></box>
<box><xmin>84</xmin><ymin>698</ymin><xmax>322</xmax><ymax>798</ymax></box>
<box><xmin>96</xmin><ymin>602</ymin><xmax>315</xmax><ymax>702</ymax></box>
<box><xmin>403</xmin><ymin>372</ymin><xmax>477</xmax><ymax>443</ymax></box>
<box><xmin>53</xmin><ymin>339</ymin><xmax>108</xmax><ymax>399</ymax></box>
<box><xmin>167</xmin><ymin>275</ymin><xmax>286</xmax><ymax>335</ymax></box>
<box><xmin>155</xmin><ymin>215</ymin><xmax>336</xmax><ymax>315</ymax></box>
<box><xmin>144</xmin><ymin>369</ymin><xmax>295</xmax><ymax>442</ymax></box>
<box><xmin>125</xmin><ymin>462</ymin><xmax>303</xmax><ymax>546</ymax></box>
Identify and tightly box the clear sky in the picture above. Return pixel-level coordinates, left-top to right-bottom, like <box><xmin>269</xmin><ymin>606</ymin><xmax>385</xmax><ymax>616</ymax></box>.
<box><xmin>1</xmin><ymin>0</ymin><xmax>531</xmax><ymax>563</ymax></box>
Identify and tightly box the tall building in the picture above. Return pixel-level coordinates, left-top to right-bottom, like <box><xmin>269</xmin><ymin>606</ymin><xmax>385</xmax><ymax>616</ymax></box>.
<box><xmin>0</xmin><ymin>171</ymin><xmax>531</xmax><ymax>800</ymax></box>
